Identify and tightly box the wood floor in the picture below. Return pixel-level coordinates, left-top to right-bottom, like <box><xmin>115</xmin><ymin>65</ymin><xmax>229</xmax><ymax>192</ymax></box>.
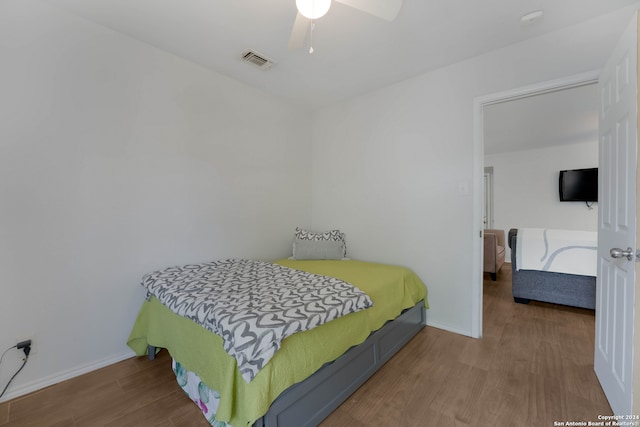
<box><xmin>0</xmin><ymin>266</ymin><xmax>611</xmax><ymax>426</ymax></box>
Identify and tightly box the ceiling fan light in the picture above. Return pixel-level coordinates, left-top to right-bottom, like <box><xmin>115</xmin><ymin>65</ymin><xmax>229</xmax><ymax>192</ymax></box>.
<box><xmin>296</xmin><ymin>0</ymin><xmax>332</xmax><ymax>20</ymax></box>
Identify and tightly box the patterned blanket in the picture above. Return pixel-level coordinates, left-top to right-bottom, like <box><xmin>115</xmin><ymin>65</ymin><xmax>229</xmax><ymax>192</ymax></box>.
<box><xmin>141</xmin><ymin>259</ymin><xmax>373</xmax><ymax>382</ymax></box>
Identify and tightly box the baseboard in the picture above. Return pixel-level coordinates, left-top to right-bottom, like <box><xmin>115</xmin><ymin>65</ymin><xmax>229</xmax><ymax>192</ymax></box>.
<box><xmin>426</xmin><ymin>320</ymin><xmax>475</xmax><ymax>338</ymax></box>
<box><xmin>0</xmin><ymin>349</ymin><xmax>136</xmax><ymax>403</ymax></box>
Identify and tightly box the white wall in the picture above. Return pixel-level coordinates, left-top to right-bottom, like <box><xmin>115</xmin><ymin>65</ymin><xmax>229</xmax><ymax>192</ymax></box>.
<box><xmin>311</xmin><ymin>7</ymin><xmax>638</xmax><ymax>336</ymax></box>
<box><xmin>486</xmin><ymin>141</ymin><xmax>599</xmax><ymax>260</ymax></box>
<box><xmin>0</xmin><ymin>0</ymin><xmax>312</xmax><ymax>400</ymax></box>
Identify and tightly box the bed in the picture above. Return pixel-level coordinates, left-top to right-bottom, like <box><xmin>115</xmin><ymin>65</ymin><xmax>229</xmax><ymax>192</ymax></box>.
<box><xmin>127</xmin><ymin>258</ymin><xmax>428</xmax><ymax>427</ymax></box>
<box><xmin>508</xmin><ymin>228</ymin><xmax>596</xmax><ymax>309</ymax></box>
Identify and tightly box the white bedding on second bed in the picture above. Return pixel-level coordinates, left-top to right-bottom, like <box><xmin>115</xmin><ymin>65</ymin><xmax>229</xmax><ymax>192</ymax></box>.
<box><xmin>515</xmin><ymin>228</ymin><xmax>597</xmax><ymax>277</ymax></box>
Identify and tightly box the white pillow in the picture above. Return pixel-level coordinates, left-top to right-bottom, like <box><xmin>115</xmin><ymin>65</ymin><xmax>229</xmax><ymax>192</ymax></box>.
<box><xmin>292</xmin><ymin>239</ymin><xmax>346</xmax><ymax>260</ymax></box>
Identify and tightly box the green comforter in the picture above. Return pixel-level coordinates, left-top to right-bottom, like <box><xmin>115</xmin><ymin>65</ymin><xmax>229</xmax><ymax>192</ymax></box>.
<box><xmin>127</xmin><ymin>259</ymin><xmax>428</xmax><ymax>426</ymax></box>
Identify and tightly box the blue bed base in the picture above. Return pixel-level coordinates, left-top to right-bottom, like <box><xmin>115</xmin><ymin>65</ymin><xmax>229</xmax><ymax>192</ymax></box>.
<box><xmin>508</xmin><ymin>228</ymin><xmax>596</xmax><ymax>310</ymax></box>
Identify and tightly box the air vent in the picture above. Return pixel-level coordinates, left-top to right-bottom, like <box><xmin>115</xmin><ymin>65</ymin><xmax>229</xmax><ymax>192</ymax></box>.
<box><xmin>241</xmin><ymin>50</ymin><xmax>275</xmax><ymax>70</ymax></box>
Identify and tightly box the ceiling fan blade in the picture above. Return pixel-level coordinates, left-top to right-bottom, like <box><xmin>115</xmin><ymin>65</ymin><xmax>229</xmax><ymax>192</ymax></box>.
<box><xmin>335</xmin><ymin>0</ymin><xmax>403</xmax><ymax>21</ymax></box>
<box><xmin>288</xmin><ymin>12</ymin><xmax>308</xmax><ymax>51</ymax></box>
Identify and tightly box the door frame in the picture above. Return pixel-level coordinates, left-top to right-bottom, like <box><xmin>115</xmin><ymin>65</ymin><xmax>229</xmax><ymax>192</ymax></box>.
<box><xmin>484</xmin><ymin>167</ymin><xmax>494</xmax><ymax>229</ymax></box>
<box><xmin>471</xmin><ymin>70</ymin><xmax>600</xmax><ymax>338</ymax></box>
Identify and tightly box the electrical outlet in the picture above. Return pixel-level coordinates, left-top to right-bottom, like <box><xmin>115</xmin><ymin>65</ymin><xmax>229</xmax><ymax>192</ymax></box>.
<box><xmin>16</xmin><ymin>337</ymin><xmax>36</xmax><ymax>356</ymax></box>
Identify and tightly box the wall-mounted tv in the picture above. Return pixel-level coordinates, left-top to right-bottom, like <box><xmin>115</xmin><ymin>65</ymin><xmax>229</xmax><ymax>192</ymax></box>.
<box><xmin>559</xmin><ymin>168</ymin><xmax>598</xmax><ymax>202</ymax></box>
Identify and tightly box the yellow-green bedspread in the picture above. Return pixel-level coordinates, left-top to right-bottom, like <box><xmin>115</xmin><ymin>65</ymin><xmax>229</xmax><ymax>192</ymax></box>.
<box><xmin>127</xmin><ymin>259</ymin><xmax>428</xmax><ymax>426</ymax></box>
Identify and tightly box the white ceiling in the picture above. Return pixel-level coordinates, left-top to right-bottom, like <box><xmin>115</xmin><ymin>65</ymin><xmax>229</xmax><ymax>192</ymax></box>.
<box><xmin>43</xmin><ymin>0</ymin><xmax>639</xmax><ymax>111</ymax></box>
<box><xmin>484</xmin><ymin>83</ymin><xmax>599</xmax><ymax>155</ymax></box>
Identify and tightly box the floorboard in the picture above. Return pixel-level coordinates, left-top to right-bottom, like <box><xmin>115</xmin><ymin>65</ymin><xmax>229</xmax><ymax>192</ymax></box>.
<box><xmin>322</xmin><ymin>267</ymin><xmax>611</xmax><ymax>426</ymax></box>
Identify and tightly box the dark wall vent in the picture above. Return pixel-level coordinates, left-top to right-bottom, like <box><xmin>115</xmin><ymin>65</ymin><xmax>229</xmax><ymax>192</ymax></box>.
<box><xmin>241</xmin><ymin>50</ymin><xmax>275</xmax><ymax>70</ymax></box>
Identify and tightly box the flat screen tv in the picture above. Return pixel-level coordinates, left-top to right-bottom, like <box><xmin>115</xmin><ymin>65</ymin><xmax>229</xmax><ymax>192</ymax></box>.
<box><xmin>559</xmin><ymin>168</ymin><xmax>598</xmax><ymax>202</ymax></box>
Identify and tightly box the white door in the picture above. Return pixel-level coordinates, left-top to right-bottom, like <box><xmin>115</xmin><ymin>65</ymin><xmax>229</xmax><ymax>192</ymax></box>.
<box><xmin>595</xmin><ymin>12</ymin><xmax>638</xmax><ymax>415</ymax></box>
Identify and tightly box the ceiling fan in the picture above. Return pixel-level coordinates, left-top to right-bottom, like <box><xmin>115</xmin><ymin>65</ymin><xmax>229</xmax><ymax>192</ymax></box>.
<box><xmin>289</xmin><ymin>0</ymin><xmax>403</xmax><ymax>53</ymax></box>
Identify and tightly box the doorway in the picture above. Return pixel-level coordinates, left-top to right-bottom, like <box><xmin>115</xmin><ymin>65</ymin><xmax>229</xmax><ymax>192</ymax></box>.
<box><xmin>471</xmin><ymin>71</ymin><xmax>600</xmax><ymax>338</ymax></box>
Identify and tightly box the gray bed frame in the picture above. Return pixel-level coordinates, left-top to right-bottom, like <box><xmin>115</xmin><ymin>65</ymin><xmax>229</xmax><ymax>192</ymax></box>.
<box><xmin>148</xmin><ymin>301</ymin><xmax>426</xmax><ymax>427</ymax></box>
<box><xmin>508</xmin><ymin>228</ymin><xmax>596</xmax><ymax>310</ymax></box>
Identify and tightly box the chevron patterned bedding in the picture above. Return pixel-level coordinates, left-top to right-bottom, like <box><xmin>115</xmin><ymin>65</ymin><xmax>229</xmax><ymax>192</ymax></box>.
<box><xmin>141</xmin><ymin>259</ymin><xmax>373</xmax><ymax>382</ymax></box>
